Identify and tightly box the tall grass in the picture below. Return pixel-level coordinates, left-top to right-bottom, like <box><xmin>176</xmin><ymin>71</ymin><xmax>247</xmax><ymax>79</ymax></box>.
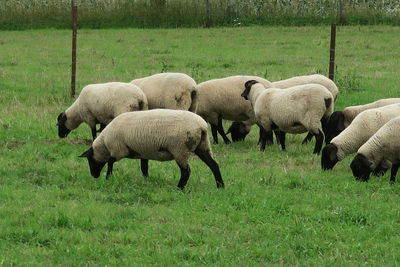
<box><xmin>1</xmin><ymin>0</ymin><xmax>400</xmax><ymax>30</ymax></box>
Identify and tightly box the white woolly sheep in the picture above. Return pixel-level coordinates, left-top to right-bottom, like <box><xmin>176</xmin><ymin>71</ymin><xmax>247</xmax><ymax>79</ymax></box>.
<box><xmin>321</xmin><ymin>103</ymin><xmax>400</xmax><ymax>171</ymax></box>
<box><xmin>271</xmin><ymin>74</ymin><xmax>339</xmax><ymax>144</ymax></box>
<box><xmin>241</xmin><ymin>80</ymin><xmax>334</xmax><ymax>154</ymax></box>
<box><xmin>324</xmin><ymin>98</ymin><xmax>400</xmax><ymax>144</ymax></box>
<box><xmin>228</xmin><ymin>74</ymin><xmax>339</xmax><ymax>144</ymax></box>
<box><xmin>131</xmin><ymin>72</ymin><xmax>197</xmax><ymax>112</ymax></box>
<box><xmin>57</xmin><ymin>82</ymin><xmax>148</xmax><ymax>140</ymax></box>
<box><xmin>350</xmin><ymin>116</ymin><xmax>400</xmax><ymax>183</ymax></box>
<box><xmin>195</xmin><ymin>75</ymin><xmax>272</xmax><ymax>144</ymax></box>
<box><xmin>79</xmin><ymin>109</ymin><xmax>224</xmax><ymax>190</ymax></box>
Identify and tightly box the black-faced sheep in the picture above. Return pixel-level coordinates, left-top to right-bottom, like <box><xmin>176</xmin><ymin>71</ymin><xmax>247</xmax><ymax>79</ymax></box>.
<box><xmin>242</xmin><ymin>80</ymin><xmax>333</xmax><ymax>154</ymax></box>
<box><xmin>57</xmin><ymin>82</ymin><xmax>148</xmax><ymax>140</ymax></box>
<box><xmin>228</xmin><ymin>74</ymin><xmax>339</xmax><ymax>144</ymax></box>
<box><xmin>321</xmin><ymin>104</ymin><xmax>400</xmax><ymax>171</ymax></box>
<box><xmin>324</xmin><ymin>98</ymin><xmax>400</xmax><ymax>144</ymax></box>
<box><xmin>79</xmin><ymin>109</ymin><xmax>224</xmax><ymax>190</ymax></box>
<box><xmin>350</xmin><ymin>116</ymin><xmax>400</xmax><ymax>183</ymax></box>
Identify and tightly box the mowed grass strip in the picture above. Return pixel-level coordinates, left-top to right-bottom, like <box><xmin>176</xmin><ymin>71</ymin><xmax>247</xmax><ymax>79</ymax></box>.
<box><xmin>1</xmin><ymin>26</ymin><xmax>400</xmax><ymax>265</ymax></box>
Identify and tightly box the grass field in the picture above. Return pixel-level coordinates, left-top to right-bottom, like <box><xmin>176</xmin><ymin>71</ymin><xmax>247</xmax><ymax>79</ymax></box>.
<box><xmin>1</xmin><ymin>25</ymin><xmax>400</xmax><ymax>265</ymax></box>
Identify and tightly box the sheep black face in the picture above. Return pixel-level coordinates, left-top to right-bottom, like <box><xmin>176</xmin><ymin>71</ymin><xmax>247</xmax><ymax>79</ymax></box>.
<box><xmin>241</xmin><ymin>80</ymin><xmax>259</xmax><ymax>100</ymax></box>
<box><xmin>227</xmin><ymin>122</ymin><xmax>250</xmax><ymax>142</ymax></box>
<box><xmin>324</xmin><ymin>111</ymin><xmax>345</xmax><ymax>144</ymax></box>
<box><xmin>79</xmin><ymin>147</ymin><xmax>107</xmax><ymax>178</ymax></box>
<box><xmin>57</xmin><ymin>112</ymin><xmax>71</xmax><ymax>138</ymax></box>
<box><xmin>350</xmin><ymin>154</ymin><xmax>372</xmax><ymax>182</ymax></box>
<box><xmin>321</xmin><ymin>143</ymin><xmax>339</xmax><ymax>170</ymax></box>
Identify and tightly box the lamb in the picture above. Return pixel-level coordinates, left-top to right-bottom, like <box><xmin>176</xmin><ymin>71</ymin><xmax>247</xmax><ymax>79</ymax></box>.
<box><xmin>228</xmin><ymin>74</ymin><xmax>339</xmax><ymax>143</ymax></box>
<box><xmin>321</xmin><ymin>103</ymin><xmax>400</xmax><ymax>171</ymax></box>
<box><xmin>57</xmin><ymin>82</ymin><xmax>148</xmax><ymax>140</ymax></box>
<box><xmin>195</xmin><ymin>75</ymin><xmax>272</xmax><ymax>144</ymax></box>
<box><xmin>79</xmin><ymin>109</ymin><xmax>224</xmax><ymax>190</ymax></box>
<box><xmin>324</xmin><ymin>98</ymin><xmax>400</xmax><ymax>144</ymax></box>
<box><xmin>241</xmin><ymin>80</ymin><xmax>334</xmax><ymax>154</ymax></box>
<box><xmin>131</xmin><ymin>72</ymin><xmax>197</xmax><ymax>112</ymax></box>
<box><xmin>350</xmin><ymin>116</ymin><xmax>400</xmax><ymax>183</ymax></box>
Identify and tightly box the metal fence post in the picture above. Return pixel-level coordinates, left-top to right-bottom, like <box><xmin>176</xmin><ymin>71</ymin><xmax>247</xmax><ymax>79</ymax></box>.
<box><xmin>328</xmin><ymin>24</ymin><xmax>336</xmax><ymax>81</ymax></box>
<box><xmin>70</xmin><ymin>0</ymin><xmax>78</xmax><ymax>98</ymax></box>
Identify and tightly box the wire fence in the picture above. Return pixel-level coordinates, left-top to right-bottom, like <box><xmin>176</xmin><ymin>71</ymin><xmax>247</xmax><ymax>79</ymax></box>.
<box><xmin>1</xmin><ymin>0</ymin><xmax>400</xmax><ymax>30</ymax></box>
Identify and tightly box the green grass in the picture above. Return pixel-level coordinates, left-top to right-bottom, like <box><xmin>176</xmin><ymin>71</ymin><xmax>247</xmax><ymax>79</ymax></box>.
<box><xmin>1</xmin><ymin>25</ymin><xmax>400</xmax><ymax>265</ymax></box>
<box><xmin>1</xmin><ymin>0</ymin><xmax>400</xmax><ymax>30</ymax></box>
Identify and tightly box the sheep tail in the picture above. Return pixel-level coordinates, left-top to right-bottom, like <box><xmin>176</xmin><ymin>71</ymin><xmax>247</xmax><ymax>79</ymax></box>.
<box><xmin>196</xmin><ymin>129</ymin><xmax>212</xmax><ymax>155</ymax></box>
<box><xmin>323</xmin><ymin>97</ymin><xmax>334</xmax><ymax>118</ymax></box>
<box><xmin>188</xmin><ymin>87</ymin><xmax>198</xmax><ymax>113</ymax></box>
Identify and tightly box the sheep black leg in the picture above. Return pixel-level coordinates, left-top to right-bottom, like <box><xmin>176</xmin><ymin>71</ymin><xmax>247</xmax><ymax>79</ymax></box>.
<box><xmin>91</xmin><ymin>127</ymin><xmax>97</xmax><ymax>140</ymax></box>
<box><xmin>277</xmin><ymin>131</ymin><xmax>286</xmax><ymax>151</ymax></box>
<box><xmin>301</xmin><ymin>133</ymin><xmax>314</xmax><ymax>145</ymax></box>
<box><xmin>141</xmin><ymin>159</ymin><xmax>148</xmax><ymax>177</ymax></box>
<box><xmin>313</xmin><ymin>129</ymin><xmax>324</xmax><ymax>154</ymax></box>
<box><xmin>217</xmin><ymin>118</ymin><xmax>231</xmax><ymax>144</ymax></box>
<box><xmin>390</xmin><ymin>164</ymin><xmax>399</xmax><ymax>184</ymax></box>
<box><xmin>373</xmin><ymin>161</ymin><xmax>390</xmax><ymax>177</ymax></box>
<box><xmin>274</xmin><ymin>130</ymin><xmax>281</xmax><ymax>145</ymax></box>
<box><xmin>97</xmin><ymin>123</ymin><xmax>106</xmax><ymax>133</ymax></box>
<box><xmin>258</xmin><ymin>125</ymin><xmax>273</xmax><ymax>146</ymax></box>
<box><xmin>259</xmin><ymin>129</ymin><xmax>267</xmax><ymax>151</ymax></box>
<box><xmin>177</xmin><ymin>164</ymin><xmax>191</xmax><ymax>190</ymax></box>
<box><xmin>106</xmin><ymin>157</ymin><xmax>116</xmax><ymax>179</ymax></box>
<box><xmin>211</xmin><ymin>124</ymin><xmax>219</xmax><ymax>144</ymax></box>
<box><xmin>194</xmin><ymin>148</ymin><xmax>224</xmax><ymax>188</ymax></box>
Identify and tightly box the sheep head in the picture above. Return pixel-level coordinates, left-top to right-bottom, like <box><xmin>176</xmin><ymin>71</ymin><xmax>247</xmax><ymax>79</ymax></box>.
<box><xmin>324</xmin><ymin>111</ymin><xmax>345</xmax><ymax>144</ymax></box>
<box><xmin>227</xmin><ymin>121</ymin><xmax>250</xmax><ymax>142</ymax></box>
<box><xmin>57</xmin><ymin>112</ymin><xmax>72</xmax><ymax>138</ymax></box>
<box><xmin>79</xmin><ymin>147</ymin><xmax>107</xmax><ymax>178</ymax></box>
<box><xmin>350</xmin><ymin>153</ymin><xmax>372</xmax><ymax>182</ymax></box>
<box><xmin>241</xmin><ymin>80</ymin><xmax>259</xmax><ymax>100</ymax></box>
<box><xmin>321</xmin><ymin>143</ymin><xmax>339</xmax><ymax>170</ymax></box>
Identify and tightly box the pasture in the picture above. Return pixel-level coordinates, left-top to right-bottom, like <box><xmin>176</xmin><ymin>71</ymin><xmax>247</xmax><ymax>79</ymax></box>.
<box><xmin>1</xmin><ymin>25</ymin><xmax>400</xmax><ymax>265</ymax></box>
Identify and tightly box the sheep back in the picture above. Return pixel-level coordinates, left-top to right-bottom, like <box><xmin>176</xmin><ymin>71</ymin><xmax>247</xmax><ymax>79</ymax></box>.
<box><xmin>131</xmin><ymin>73</ymin><xmax>197</xmax><ymax>111</ymax></box>
<box><xmin>271</xmin><ymin>74</ymin><xmax>339</xmax><ymax>101</ymax></box>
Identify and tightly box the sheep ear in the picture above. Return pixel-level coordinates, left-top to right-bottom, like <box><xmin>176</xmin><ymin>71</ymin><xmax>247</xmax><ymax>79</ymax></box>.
<box><xmin>241</xmin><ymin>80</ymin><xmax>258</xmax><ymax>100</ymax></box>
<box><xmin>79</xmin><ymin>148</ymin><xmax>93</xmax><ymax>158</ymax></box>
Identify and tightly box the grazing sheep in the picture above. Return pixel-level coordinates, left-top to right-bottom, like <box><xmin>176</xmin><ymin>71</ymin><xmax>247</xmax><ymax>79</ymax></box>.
<box><xmin>229</xmin><ymin>74</ymin><xmax>339</xmax><ymax>144</ymax></box>
<box><xmin>321</xmin><ymin>104</ymin><xmax>400</xmax><ymax>171</ymax></box>
<box><xmin>79</xmin><ymin>109</ymin><xmax>224</xmax><ymax>190</ymax></box>
<box><xmin>195</xmin><ymin>75</ymin><xmax>272</xmax><ymax>144</ymax></box>
<box><xmin>350</xmin><ymin>116</ymin><xmax>400</xmax><ymax>183</ymax></box>
<box><xmin>324</xmin><ymin>98</ymin><xmax>400</xmax><ymax>144</ymax></box>
<box><xmin>131</xmin><ymin>72</ymin><xmax>197</xmax><ymax>112</ymax></box>
<box><xmin>241</xmin><ymin>80</ymin><xmax>333</xmax><ymax>154</ymax></box>
<box><xmin>57</xmin><ymin>82</ymin><xmax>148</xmax><ymax>140</ymax></box>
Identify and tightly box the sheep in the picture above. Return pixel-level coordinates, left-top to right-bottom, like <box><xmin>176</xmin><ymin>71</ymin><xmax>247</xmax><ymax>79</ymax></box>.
<box><xmin>79</xmin><ymin>109</ymin><xmax>224</xmax><ymax>190</ymax></box>
<box><xmin>241</xmin><ymin>80</ymin><xmax>334</xmax><ymax>154</ymax></box>
<box><xmin>324</xmin><ymin>98</ymin><xmax>400</xmax><ymax>144</ymax></box>
<box><xmin>57</xmin><ymin>82</ymin><xmax>148</xmax><ymax>140</ymax></box>
<box><xmin>350</xmin><ymin>116</ymin><xmax>400</xmax><ymax>183</ymax></box>
<box><xmin>321</xmin><ymin>103</ymin><xmax>400</xmax><ymax>171</ymax></box>
<box><xmin>130</xmin><ymin>72</ymin><xmax>197</xmax><ymax>112</ymax></box>
<box><xmin>228</xmin><ymin>74</ymin><xmax>339</xmax><ymax>144</ymax></box>
<box><xmin>195</xmin><ymin>75</ymin><xmax>272</xmax><ymax>144</ymax></box>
